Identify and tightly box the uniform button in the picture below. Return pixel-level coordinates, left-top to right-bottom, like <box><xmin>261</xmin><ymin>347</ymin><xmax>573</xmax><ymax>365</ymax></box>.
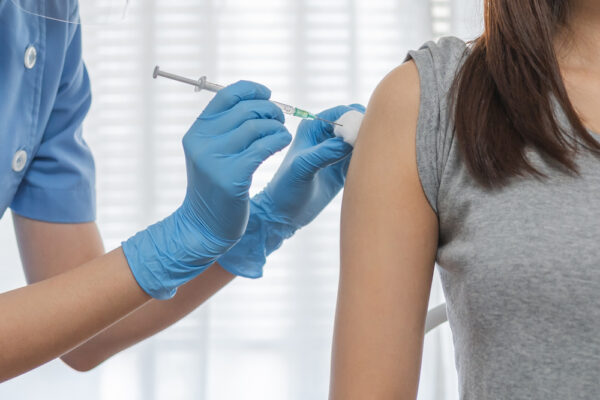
<box><xmin>12</xmin><ymin>150</ymin><xmax>28</xmax><ymax>172</ymax></box>
<box><xmin>24</xmin><ymin>45</ymin><xmax>37</xmax><ymax>69</ymax></box>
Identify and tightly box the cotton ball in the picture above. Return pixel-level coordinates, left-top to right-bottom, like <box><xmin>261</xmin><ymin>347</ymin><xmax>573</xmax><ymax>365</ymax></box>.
<box><xmin>334</xmin><ymin>110</ymin><xmax>365</xmax><ymax>146</ymax></box>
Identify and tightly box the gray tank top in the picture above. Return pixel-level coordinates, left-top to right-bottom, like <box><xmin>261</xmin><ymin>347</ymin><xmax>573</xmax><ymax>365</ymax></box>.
<box><xmin>405</xmin><ymin>37</ymin><xmax>600</xmax><ymax>399</ymax></box>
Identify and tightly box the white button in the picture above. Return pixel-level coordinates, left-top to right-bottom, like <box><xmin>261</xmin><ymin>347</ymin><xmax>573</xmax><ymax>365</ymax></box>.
<box><xmin>12</xmin><ymin>150</ymin><xmax>28</xmax><ymax>172</ymax></box>
<box><xmin>24</xmin><ymin>45</ymin><xmax>37</xmax><ymax>69</ymax></box>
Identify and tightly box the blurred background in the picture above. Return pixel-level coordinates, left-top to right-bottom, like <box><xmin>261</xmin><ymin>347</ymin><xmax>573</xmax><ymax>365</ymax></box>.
<box><xmin>0</xmin><ymin>0</ymin><xmax>483</xmax><ymax>398</ymax></box>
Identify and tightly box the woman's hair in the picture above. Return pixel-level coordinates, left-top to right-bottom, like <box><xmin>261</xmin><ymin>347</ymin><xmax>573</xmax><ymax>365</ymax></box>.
<box><xmin>451</xmin><ymin>0</ymin><xmax>600</xmax><ymax>189</ymax></box>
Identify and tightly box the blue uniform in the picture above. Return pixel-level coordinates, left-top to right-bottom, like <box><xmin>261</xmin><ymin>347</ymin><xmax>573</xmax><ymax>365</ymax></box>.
<box><xmin>0</xmin><ymin>0</ymin><xmax>95</xmax><ymax>223</ymax></box>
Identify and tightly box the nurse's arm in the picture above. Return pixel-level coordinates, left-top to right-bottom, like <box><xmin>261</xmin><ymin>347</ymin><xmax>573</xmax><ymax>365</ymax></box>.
<box><xmin>0</xmin><ymin>244</ymin><xmax>149</xmax><ymax>382</ymax></box>
<box><xmin>329</xmin><ymin>61</ymin><xmax>439</xmax><ymax>399</ymax></box>
<box><xmin>13</xmin><ymin>213</ymin><xmax>237</xmax><ymax>372</ymax></box>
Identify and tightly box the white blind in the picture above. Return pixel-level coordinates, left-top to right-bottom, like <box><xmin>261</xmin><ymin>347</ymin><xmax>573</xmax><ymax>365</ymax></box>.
<box><xmin>0</xmin><ymin>0</ymin><xmax>486</xmax><ymax>399</ymax></box>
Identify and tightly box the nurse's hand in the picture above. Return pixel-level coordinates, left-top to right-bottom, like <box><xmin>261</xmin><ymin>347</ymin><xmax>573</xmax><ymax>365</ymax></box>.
<box><xmin>217</xmin><ymin>104</ymin><xmax>365</xmax><ymax>278</ymax></box>
<box><xmin>122</xmin><ymin>81</ymin><xmax>292</xmax><ymax>299</ymax></box>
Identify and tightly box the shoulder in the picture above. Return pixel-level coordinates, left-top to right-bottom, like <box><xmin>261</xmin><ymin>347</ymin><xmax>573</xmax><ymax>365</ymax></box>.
<box><xmin>343</xmin><ymin>56</ymin><xmax>438</xmax><ymax>248</ymax></box>
<box><xmin>406</xmin><ymin>36</ymin><xmax>469</xmax><ymax>70</ymax></box>
<box><xmin>365</xmin><ymin>60</ymin><xmax>421</xmax><ymax>137</ymax></box>
<box><xmin>349</xmin><ymin>61</ymin><xmax>421</xmax><ymax>204</ymax></box>
<box><xmin>355</xmin><ymin>37</ymin><xmax>469</xmax><ymax>214</ymax></box>
<box><xmin>405</xmin><ymin>36</ymin><xmax>469</xmax><ymax>98</ymax></box>
<box><xmin>368</xmin><ymin>36</ymin><xmax>469</xmax><ymax>125</ymax></box>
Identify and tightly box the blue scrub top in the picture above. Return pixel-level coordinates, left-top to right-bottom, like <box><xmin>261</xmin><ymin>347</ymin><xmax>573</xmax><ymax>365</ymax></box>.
<box><xmin>0</xmin><ymin>0</ymin><xmax>96</xmax><ymax>223</ymax></box>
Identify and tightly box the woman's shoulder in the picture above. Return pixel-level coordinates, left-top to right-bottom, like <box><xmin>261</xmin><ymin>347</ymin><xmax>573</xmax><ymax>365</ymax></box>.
<box><xmin>364</xmin><ymin>36</ymin><xmax>468</xmax><ymax>215</ymax></box>
<box><xmin>404</xmin><ymin>36</ymin><xmax>470</xmax><ymax>97</ymax></box>
<box><xmin>407</xmin><ymin>36</ymin><xmax>469</xmax><ymax>63</ymax></box>
<box><xmin>372</xmin><ymin>36</ymin><xmax>469</xmax><ymax>107</ymax></box>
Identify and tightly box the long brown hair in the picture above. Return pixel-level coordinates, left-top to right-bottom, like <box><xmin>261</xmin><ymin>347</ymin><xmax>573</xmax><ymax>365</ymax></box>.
<box><xmin>452</xmin><ymin>0</ymin><xmax>600</xmax><ymax>189</ymax></box>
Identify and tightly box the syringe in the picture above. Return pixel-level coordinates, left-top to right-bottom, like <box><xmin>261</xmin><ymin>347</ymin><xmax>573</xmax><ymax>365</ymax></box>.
<box><xmin>153</xmin><ymin>66</ymin><xmax>342</xmax><ymax>127</ymax></box>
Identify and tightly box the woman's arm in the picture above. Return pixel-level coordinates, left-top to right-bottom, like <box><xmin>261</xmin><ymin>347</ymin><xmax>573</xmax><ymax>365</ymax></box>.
<box><xmin>330</xmin><ymin>61</ymin><xmax>439</xmax><ymax>399</ymax></box>
<box><xmin>0</xmin><ymin>245</ymin><xmax>150</xmax><ymax>382</ymax></box>
<box><xmin>13</xmin><ymin>214</ymin><xmax>236</xmax><ymax>372</ymax></box>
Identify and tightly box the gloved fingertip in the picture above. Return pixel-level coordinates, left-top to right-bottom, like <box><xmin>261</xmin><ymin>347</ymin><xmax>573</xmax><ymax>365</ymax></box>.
<box><xmin>278</xmin><ymin>128</ymin><xmax>292</xmax><ymax>140</ymax></box>
<box><xmin>331</xmin><ymin>138</ymin><xmax>354</xmax><ymax>156</ymax></box>
<box><xmin>325</xmin><ymin>134</ymin><xmax>350</xmax><ymax>147</ymax></box>
<box><xmin>274</xmin><ymin>105</ymin><xmax>286</xmax><ymax>124</ymax></box>
<box><xmin>238</xmin><ymin>80</ymin><xmax>272</xmax><ymax>99</ymax></box>
<box><xmin>348</xmin><ymin>103</ymin><xmax>366</xmax><ymax>113</ymax></box>
<box><xmin>317</xmin><ymin>104</ymin><xmax>351</xmax><ymax>119</ymax></box>
<box><xmin>315</xmin><ymin>105</ymin><xmax>358</xmax><ymax>128</ymax></box>
<box><xmin>307</xmin><ymin>138</ymin><xmax>352</xmax><ymax>166</ymax></box>
<box><xmin>339</xmin><ymin>138</ymin><xmax>354</xmax><ymax>151</ymax></box>
<box><xmin>283</xmin><ymin>134</ymin><xmax>293</xmax><ymax>148</ymax></box>
<box><xmin>268</xmin><ymin>130</ymin><xmax>293</xmax><ymax>153</ymax></box>
<box><xmin>328</xmin><ymin>135</ymin><xmax>350</xmax><ymax>148</ymax></box>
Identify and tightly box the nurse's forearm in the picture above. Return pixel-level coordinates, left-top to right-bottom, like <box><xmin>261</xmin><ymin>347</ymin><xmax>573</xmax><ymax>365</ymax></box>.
<box><xmin>0</xmin><ymin>248</ymin><xmax>150</xmax><ymax>382</ymax></box>
<box><xmin>13</xmin><ymin>215</ymin><xmax>239</xmax><ymax>372</ymax></box>
<box><xmin>61</xmin><ymin>262</ymin><xmax>235</xmax><ymax>371</ymax></box>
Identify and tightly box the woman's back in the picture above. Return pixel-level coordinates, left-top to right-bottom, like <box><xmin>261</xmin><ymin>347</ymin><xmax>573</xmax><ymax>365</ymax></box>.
<box><xmin>411</xmin><ymin>36</ymin><xmax>600</xmax><ymax>398</ymax></box>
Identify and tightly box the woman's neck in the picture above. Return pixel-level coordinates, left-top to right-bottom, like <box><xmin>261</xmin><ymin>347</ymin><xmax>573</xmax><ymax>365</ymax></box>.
<box><xmin>555</xmin><ymin>1</ymin><xmax>600</xmax><ymax>68</ymax></box>
<box><xmin>554</xmin><ymin>0</ymin><xmax>600</xmax><ymax>134</ymax></box>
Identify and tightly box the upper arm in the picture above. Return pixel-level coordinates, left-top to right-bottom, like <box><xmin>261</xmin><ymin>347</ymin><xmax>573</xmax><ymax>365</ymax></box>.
<box><xmin>13</xmin><ymin>213</ymin><xmax>104</xmax><ymax>284</ymax></box>
<box><xmin>330</xmin><ymin>60</ymin><xmax>439</xmax><ymax>399</ymax></box>
<box><xmin>9</xmin><ymin>19</ymin><xmax>100</xmax><ymax>282</ymax></box>
<box><xmin>10</xmin><ymin>21</ymin><xmax>95</xmax><ymax>224</ymax></box>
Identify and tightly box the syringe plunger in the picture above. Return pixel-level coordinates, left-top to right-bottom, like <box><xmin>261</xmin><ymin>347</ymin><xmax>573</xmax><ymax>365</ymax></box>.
<box><xmin>152</xmin><ymin>66</ymin><xmax>342</xmax><ymax>127</ymax></box>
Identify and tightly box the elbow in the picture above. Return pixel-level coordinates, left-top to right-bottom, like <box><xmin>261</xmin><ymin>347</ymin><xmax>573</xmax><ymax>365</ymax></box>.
<box><xmin>60</xmin><ymin>351</ymin><xmax>102</xmax><ymax>372</ymax></box>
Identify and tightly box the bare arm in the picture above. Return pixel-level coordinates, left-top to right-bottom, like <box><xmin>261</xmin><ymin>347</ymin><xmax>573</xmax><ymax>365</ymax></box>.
<box><xmin>0</xmin><ymin>244</ymin><xmax>149</xmax><ymax>382</ymax></box>
<box><xmin>13</xmin><ymin>213</ymin><xmax>236</xmax><ymax>372</ymax></box>
<box><xmin>329</xmin><ymin>61</ymin><xmax>439</xmax><ymax>399</ymax></box>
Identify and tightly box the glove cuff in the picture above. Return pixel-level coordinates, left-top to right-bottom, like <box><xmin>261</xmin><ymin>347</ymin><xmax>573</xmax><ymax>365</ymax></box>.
<box><xmin>217</xmin><ymin>197</ymin><xmax>297</xmax><ymax>278</ymax></box>
<box><xmin>122</xmin><ymin>211</ymin><xmax>217</xmax><ymax>300</ymax></box>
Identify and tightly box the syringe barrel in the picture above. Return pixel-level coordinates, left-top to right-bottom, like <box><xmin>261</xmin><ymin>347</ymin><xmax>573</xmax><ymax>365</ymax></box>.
<box><xmin>198</xmin><ymin>81</ymin><xmax>297</xmax><ymax>117</ymax></box>
<box><xmin>203</xmin><ymin>79</ymin><xmax>225</xmax><ymax>92</ymax></box>
<box><xmin>195</xmin><ymin>77</ymin><xmax>224</xmax><ymax>93</ymax></box>
<box><xmin>198</xmin><ymin>81</ymin><xmax>313</xmax><ymax>121</ymax></box>
<box><xmin>271</xmin><ymin>101</ymin><xmax>296</xmax><ymax>116</ymax></box>
<box><xmin>154</xmin><ymin>67</ymin><xmax>313</xmax><ymax>119</ymax></box>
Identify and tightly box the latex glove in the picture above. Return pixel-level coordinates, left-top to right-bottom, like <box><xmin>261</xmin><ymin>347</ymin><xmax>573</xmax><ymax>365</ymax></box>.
<box><xmin>217</xmin><ymin>104</ymin><xmax>365</xmax><ymax>278</ymax></box>
<box><xmin>122</xmin><ymin>81</ymin><xmax>292</xmax><ymax>299</ymax></box>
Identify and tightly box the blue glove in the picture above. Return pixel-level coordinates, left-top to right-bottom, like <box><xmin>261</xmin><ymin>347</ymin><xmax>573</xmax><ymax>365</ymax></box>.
<box><xmin>122</xmin><ymin>81</ymin><xmax>292</xmax><ymax>299</ymax></box>
<box><xmin>217</xmin><ymin>104</ymin><xmax>365</xmax><ymax>278</ymax></box>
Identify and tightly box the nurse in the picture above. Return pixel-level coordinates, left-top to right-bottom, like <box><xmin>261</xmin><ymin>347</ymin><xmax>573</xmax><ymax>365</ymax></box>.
<box><xmin>1</xmin><ymin>0</ymin><xmax>363</xmax><ymax>380</ymax></box>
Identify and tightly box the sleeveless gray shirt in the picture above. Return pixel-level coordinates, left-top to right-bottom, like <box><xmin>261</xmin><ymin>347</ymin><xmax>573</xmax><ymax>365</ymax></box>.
<box><xmin>405</xmin><ymin>37</ymin><xmax>600</xmax><ymax>399</ymax></box>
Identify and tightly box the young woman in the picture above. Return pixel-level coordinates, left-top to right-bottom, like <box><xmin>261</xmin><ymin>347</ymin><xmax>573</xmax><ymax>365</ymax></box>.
<box><xmin>331</xmin><ymin>0</ymin><xmax>600</xmax><ymax>398</ymax></box>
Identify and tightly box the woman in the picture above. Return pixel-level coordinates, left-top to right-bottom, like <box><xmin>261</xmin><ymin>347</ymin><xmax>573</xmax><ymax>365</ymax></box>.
<box><xmin>331</xmin><ymin>0</ymin><xmax>600</xmax><ymax>398</ymax></box>
<box><xmin>0</xmin><ymin>0</ymin><xmax>361</xmax><ymax>381</ymax></box>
